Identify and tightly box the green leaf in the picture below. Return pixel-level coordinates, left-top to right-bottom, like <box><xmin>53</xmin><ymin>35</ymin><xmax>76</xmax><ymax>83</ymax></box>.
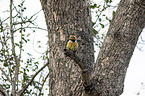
<box><xmin>112</xmin><ymin>11</ymin><xmax>116</xmax><ymax>17</ymax></box>
<box><xmin>110</xmin><ymin>0</ymin><xmax>113</xmax><ymax>3</ymax></box>
<box><xmin>22</xmin><ymin>34</ymin><xmax>25</xmax><ymax>36</ymax></box>
<box><xmin>18</xmin><ymin>5</ymin><xmax>21</xmax><ymax>7</ymax></box>
<box><xmin>37</xmin><ymin>41</ymin><xmax>41</xmax><ymax>43</ymax></box>
<box><xmin>21</xmin><ymin>9</ymin><xmax>24</xmax><ymax>12</ymax></box>
<box><xmin>97</xmin><ymin>5</ymin><xmax>101</xmax><ymax>8</ymax></box>
<box><xmin>99</xmin><ymin>23</ymin><xmax>104</xmax><ymax>28</ymax></box>
<box><xmin>33</xmin><ymin>30</ymin><xmax>35</xmax><ymax>32</ymax></box>
<box><xmin>27</xmin><ymin>39</ymin><xmax>30</xmax><ymax>41</ymax></box>
<box><xmin>93</xmin><ymin>28</ymin><xmax>98</xmax><ymax>35</ymax></box>
<box><xmin>18</xmin><ymin>16</ymin><xmax>21</xmax><ymax>18</ymax></box>
<box><xmin>22</xmin><ymin>37</ymin><xmax>27</xmax><ymax>43</ymax></box>
<box><xmin>107</xmin><ymin>5</ymin><xmax>110</xmax><ymax>7</ymax></box>
<box><xmin>15</xmin><ymin>43</ymin><xmax>19</xmax><ymax>46</ymax></box>
<box><xmin>92</xmin><ymin>22</ymin><xmax>95</xmax><ymax>26</ymax></box>
<box><xmin>99</xmin><ymin>18</ymin><xmax>101</xmax><ymax>22</ymax></box>
<box><xmin>27</xmin><ymin>53</ymin><xmax>32</xmax><ymax>56</ymax></box>
<box><xmin>34</xmin><ymin>86</ymin><xmax>39</xmax><ymax>89</ymax></box>
<box><xmin>20</xmin><ymin>71</ymin><xmax>23</xmax><ymax>73</ymax></box>
<box><xmin>106</xmin><ymin>16</ymin><xmax>109</xmax><ymax>20</ymax></box>
<box><xmin>24</xmin><ymin>7</ymin><xmax>26</xmax><ymax>10</ymax></box>
<box><xmin>27</xmin><ymin>33</ymin><xmax>30</xmax><ymax>37</ymax></box>
<box><xmin>27</xmin><ymin>69</ymin><xmax>29</xmax><ymax>72</ymax></box>
<box><xmin>91</xmin><ymin>4</ymin><xmax>97</xmax><ymax>9</ymax></box>
<box><xmin>95</xmin><ymin>43</ymin><xmax>98</xmax><ymax>46</ymax></box>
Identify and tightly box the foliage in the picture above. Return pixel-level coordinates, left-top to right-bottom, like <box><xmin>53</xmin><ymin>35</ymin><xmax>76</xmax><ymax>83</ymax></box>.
<box><xmin>90</xmin><ymin>0</ymin><xmax>118</xmax><ymax>48</ymax></box>
<box><xmin>0</xmin><ymin>0</ymin><xmax>48</xmax><ymax>95</ymax></box>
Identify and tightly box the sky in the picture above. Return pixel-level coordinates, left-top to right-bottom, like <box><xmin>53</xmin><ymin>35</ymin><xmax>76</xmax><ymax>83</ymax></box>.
<box><xmin>0</xmin><ymin>0</ymin><xmax>145</xmax><ymax>96</ymax></box>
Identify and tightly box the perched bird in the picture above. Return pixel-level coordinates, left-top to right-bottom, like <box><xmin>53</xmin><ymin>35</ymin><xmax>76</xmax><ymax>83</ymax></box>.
<box><xmin>66</xmin><ymin>35</ymin><xmax>78</xmax><ymax>52</ymax></box>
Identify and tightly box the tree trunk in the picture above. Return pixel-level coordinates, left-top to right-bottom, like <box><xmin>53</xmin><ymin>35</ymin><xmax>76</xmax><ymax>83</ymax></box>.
<box><xmin>40</xmin><ymin>0</ymin><xmax>94</xmax><ymax>95</ymax></box>
<box><xmin>91</xmin><ymin>0</ymin><xmax>145</xmax><ymax>95</ymax></box>
<box><xmin>40</xmin><ymin>0</ymin><xmax>145</xmax><ymax>95</ymax></box>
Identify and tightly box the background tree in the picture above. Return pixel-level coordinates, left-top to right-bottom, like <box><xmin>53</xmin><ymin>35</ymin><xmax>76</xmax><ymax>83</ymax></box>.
<box><xmin>0</xmin><ymin>0</ymin><xmax>49</xmax><ymax>95</ymax></box>
<box><xmin>40</xmin><ymin>0</ymin><xmax>145</xmax><ymax>96</ymax></box>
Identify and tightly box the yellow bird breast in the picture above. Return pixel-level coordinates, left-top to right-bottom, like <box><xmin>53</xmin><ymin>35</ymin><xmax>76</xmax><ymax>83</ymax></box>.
<box><xmin>66</xmin><ymin>40</ymin><xmax>78</xmax><ymax>51</ymax></box>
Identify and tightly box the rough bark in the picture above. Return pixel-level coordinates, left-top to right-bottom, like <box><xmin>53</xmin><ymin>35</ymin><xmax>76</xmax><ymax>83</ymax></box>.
<box><xmin>40</xmin><ymin>0</ymin><xmax>94</xmax><ymax>95</ymax></box>
<box><xmin>91</xmin><ymin>0</ymin><xmax>145</xmax><ymax>95</ymax></box>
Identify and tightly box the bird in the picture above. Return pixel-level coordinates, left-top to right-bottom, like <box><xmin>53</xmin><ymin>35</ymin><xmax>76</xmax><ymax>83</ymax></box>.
<box><xmin>66</xmin><ymin>35</ymin><xmax>78</xmax><ymax>52</ymax></box>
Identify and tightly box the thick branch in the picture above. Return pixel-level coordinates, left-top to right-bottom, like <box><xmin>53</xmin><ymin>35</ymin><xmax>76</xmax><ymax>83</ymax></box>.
<box><xmin>92</xmin><ymin>0</ymin><xmax>145</xmax><ymax>95</ymax></box>
<box><xmin>18</xmin><ymin>61</ymin><xmax>49</xmax><ymax>96</ymax></box>
<box><xmin>64</xmin><ymin>50</ymin><xmax>91</xmax><ymax>88</ymax></box>
<box><xmin>64</xmin><ymin>49</ymin><xmax>99</xmax><ymax>95</ymax></box>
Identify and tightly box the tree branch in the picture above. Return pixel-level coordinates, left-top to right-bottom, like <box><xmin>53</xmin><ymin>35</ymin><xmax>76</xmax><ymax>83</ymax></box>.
<box><xmin>64</xmin><ymin>50</ymin><xmax>99</xmax><ymax>95</ymax></box>
<box><xmin>18</xmin><ymin>61</ymin><xmax>49</xmax><ymax>96</ymax></box>
<box><xmin>10</xmin><ymin>0</ymin><xmax>18</xmax><ymax>95</ymax></box>
<box><xmin>64</xmin><ymin>49</ymin><xmax>91</xmax><ymax>89</ymax></box>
<box><xmin>1</xmin><ymin>17</ymin><xmax>10</xmax><ymax>23</ymax></box>
<box><xmin>13</xmin><ymin>20</ymin><xmax>32</xmax><ymax>25</ymax></box>
<box><xmin>29</xmin><ymin>10</ymin><xmax>42</xmax><ymax>20</ymax></box>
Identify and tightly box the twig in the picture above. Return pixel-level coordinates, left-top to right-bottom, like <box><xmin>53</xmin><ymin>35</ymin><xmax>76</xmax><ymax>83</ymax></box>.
<box><xmin>29</xmin><ymin>10</ymin><xmax>42</xmax><ymax>20</ymax></box>
<box><xmin>0</xmin><ymin>67</ymin><xmax>11</xmax><ymax>83</ymax></box>
<box><xmin>1</xmin><ymin>17</ymin><xmax>10</xmax><ymax>23</ymax></box>
<box><xmin>14</xmin><ymin>26</ymin><xmax>47</xmax><ymax>32</ymax></box>
<box><xmin>38</xmin><ymin>72</ymin><xmax>49</xmax><ymax>95</ymax></box>
<box><xmin>18</xmin><ymin>61</ymin><xmax>49</xmax><ymax>96</ymax></box>
<box><xmin>13</xmin><ymin>20</ymin><xmax>32</xmax><ymax>25</ymax></box>
<box><xmin>12</xmin><ymin>10</ymin><xmax>42</xmax><ymax>26</ymax></box>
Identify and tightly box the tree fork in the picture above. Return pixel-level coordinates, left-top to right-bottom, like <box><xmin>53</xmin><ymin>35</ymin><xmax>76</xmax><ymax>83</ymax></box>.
<box><xmin>64</xmin><ymin>49</ymin><xmax>99</xmax><ymax>95</ymax></box>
